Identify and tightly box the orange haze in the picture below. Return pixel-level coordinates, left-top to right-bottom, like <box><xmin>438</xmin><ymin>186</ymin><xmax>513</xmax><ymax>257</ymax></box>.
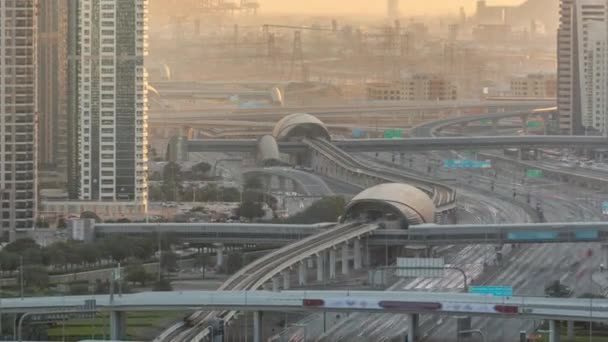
<box><xmin>260</xmin><ymin>0</ymin><xmax>526</xmax><ymax>15</ymax></box>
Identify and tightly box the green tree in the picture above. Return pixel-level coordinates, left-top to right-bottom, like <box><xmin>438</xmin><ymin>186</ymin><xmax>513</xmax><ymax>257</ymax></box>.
<box><xmin>4</xmin><ymin>238</ymin><xmax>38</xmax><ymax>253</ymax></box>
<box><xmin>125</xmin><ymin>262</ymin><xmax>152</xmax><ymax>286</ymax></box>
<box><xmin>35</xmin><ymin>219</ymin><xmax>50</xmax><ymax>228</ymax></box>
<box><xmin>22</xmin><ymin>265</ymin><xmax>49</xmax><ymax>288</ymax></box>
<box><xmin>80</xmin><ymin>211</ymin><xmax>102</xmax><ymax>223</ymax></box>
<box><xmin>153</xmin><ymin>278</ymin><xmax>173</xmax><ymax>291</ymax></box>
<box><xmin>162</xmin><ymin>162</ymin><xmax>183</xmax><ymax>201</ymax></box>
<box><xmin>545</xmin><ymin>280</ymin><xmax>573</xmax><ymax>298</ymax></box>
<box><xmin>225</xmin><ymin>252</ymin><xmax>243</xmax><ymax>274</ymax></box>
<box><xmin>149</xmin><ymin>171</ymin><xmax>162</xmax><ymax>181</ymax></box>
<box><xmin>69</xmin><ymin>282</ymin><xmax>90</xmax><ymax>295</ymax></box>
<box><xmin>221</xmin><ymin>187</ymin><xmax>241</xmax><ymax>202</ymax></box>
<box><xmin>163</xmin><ymin>162</ymin><xmax>182</xmax><ymax>184</ymax></box>
<box><xmin>161</xmin><ymin>251</ymin><xmax>178</xmax><ymax>273</ymax></box>
<box><xmin>44</xmin><ymin>243</ymin><xmax>68</xmax><ymax>269</ymax></box>
<box><xmin>192</xmin><ymin>162</ymin><xmax>212</xmax><ymax>180</ymax></box>
<box><xmin>236</xmin><ymin>201</ymin><xmax>265</xmax><ymax>220</ymax></box>
<box><xmin>56</xmin><ymin>218</ymin><xmax>67</xmax><ymax>229</ymax></box>
<box><xmin>100</xmin><ymin>236</ymin><xmax>134</xmax><ymax>262</ymax></box>
<box><xmin>285</xmin><ymin>196</ymin><xmax>346</xmax><ymax>224</ymax></box>
<box><xmin>578</xmin><ymin>292</ymin><xmax>605</xmax><ymax>299</ymax></box>
<box><xmin>0</xmin><ymin>251</ymin><xmax>19</xmax><ymax>275</ymax></box>
<box><xmin>244</xmin><ymin>176</ymin><xmax>263</xmax><ymax>190</ymax></box>
<box><xmin>148</xmin><ymin>185</ymin><xmax>164</xmax><ymax>201</ymax></box>
<box><xmin>73</xmin><ymin>242</ymin><xmax>99</xmax><ymax>266</ymax></box>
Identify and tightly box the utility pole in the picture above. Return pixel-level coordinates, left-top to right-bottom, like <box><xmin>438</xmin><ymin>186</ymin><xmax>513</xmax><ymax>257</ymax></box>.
<box><xmin>289</xmin><ymin>31</ymin><xmax>304</xmax><ymax>81</ymax></box>
<box><xmin>19</xmin><ymin>256</ymin><xmax>23</xmax><ymax>299</ymax></box>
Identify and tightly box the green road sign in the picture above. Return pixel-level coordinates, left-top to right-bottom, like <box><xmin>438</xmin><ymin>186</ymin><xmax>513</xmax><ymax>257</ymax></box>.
<box><xmin>526</xmin><ymin>121</ymin><xmax>541</xmax><ymax>128</ymax></box>
<box><xmin>526</xmin><ymin>169</ymin><xmax>543</xmax><ymax>177</ymax></box>
<box><xmin>480</xmin><ymin>119</ymin><xmax>491</xmax><ymax>124</ymax></box>
<box><xmin>384</xmin><ymin>129</ymin><xmax>402</xmax><ymax>139</ymax></box>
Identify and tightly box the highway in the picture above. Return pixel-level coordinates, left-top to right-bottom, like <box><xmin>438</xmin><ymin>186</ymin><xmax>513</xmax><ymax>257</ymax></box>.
<box><xmin>182</xmin><ymin>135</ymin><xmax>608</xmax><ymax>155</ymax></box>
<box><xmin>383</xmin><ymin>108</ymin><xmax>605</xmax><ymax>341</ymax></box>
<box><xmin>150</xmin><ymin>101</ymin><xmax>552</xmax><ymax>121</ymax></box>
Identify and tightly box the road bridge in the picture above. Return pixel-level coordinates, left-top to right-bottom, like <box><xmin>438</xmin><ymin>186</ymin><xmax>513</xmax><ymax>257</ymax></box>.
<box><xmin>410</xmin><ymin>108</ymin><xmax>557</xmax><ymax>137</ymax></box>
<box><xmin>176</xmin><ymin>135</ymin><xmax>608</xmax><ymax>155</ymax></box>
<box><xmin>8</xmin><ymin>290</ymin><xmax>608</xmax><ymax>342</ymax></box>
<box><xmin>150</xmin><ymin>101</ymin><xmax>552</xmax><ymax>121</ymax></box>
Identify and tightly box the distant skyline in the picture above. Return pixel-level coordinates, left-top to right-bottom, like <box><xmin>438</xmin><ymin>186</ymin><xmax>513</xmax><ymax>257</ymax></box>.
<box><xmin>260</xmin><ymin>0</ymin><xmax>527</xmax><ymax>15</ymax></box>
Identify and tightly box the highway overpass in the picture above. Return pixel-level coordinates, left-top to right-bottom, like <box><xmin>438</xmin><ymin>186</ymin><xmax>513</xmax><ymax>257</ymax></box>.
<box><xmin>150</xmin><ymin>100</ymin><xmax>553</xmax><ymax>121</ymax></box>
<box><xmin>8</xmin><ymin>290</ymin><xmax>607</xmax><ymax>342</ymax></box>
<box><xmin>177</xmin><ymin>135</ymin><xmax>608</xmax><ymax>154</ymax></box>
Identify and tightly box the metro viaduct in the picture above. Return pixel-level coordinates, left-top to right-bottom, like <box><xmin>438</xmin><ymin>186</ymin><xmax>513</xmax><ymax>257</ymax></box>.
<box><xmin>93</xmin><ymin>221</ymin><xmax>608</xmax><ymax>247</ymax></box>
<box><xmin>6</xmin><ymin>290</ymin><xmax>607</xmax><ymax>342</ymax></box>
<box><xmin>175</xmin><ymin>136</ymin><xmax>608</xmax><ymax>155</ymax></box>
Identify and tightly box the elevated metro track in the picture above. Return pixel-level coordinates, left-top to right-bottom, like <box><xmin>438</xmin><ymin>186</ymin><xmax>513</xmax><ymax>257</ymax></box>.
<box><xmin>158</xmin><ymin>222</ymin><xmax>379</xmax><ymax>342</ymax></box>
<box><xmin>304</xmin><ymin>138</ymin><xmax>456</xmax><ymax>213</ymax></box>
<box><xmin>94</xmin><ymin>221</ymin><xmax>608</xmax><ymax>246</ymax></box>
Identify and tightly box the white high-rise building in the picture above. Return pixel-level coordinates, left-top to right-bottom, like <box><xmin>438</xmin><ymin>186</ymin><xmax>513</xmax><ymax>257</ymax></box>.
<box><xmin>558</xmin><ymin>0</ymin><xmax>608</xmax><ymax>135</ymax></box>
<box><xmin>577</xmin><ymin>0</ymin><xmax>608</xmax><ymax>135</ymax></box>
<box><xmin>0</xmin><ymin>0</ymin><xmax>38</xmax><ymax>231</ymax></box>
<box><xmin>77</xmin><ymin>0</ymin><xmax>148</xmax><ymax>210</ymax></box>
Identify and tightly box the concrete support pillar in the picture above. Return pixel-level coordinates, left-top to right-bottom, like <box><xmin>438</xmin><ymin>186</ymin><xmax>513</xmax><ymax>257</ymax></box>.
<box><xmin>353</xmin><ymin>239</ymin><xmax>362</xmax><ymax>270</ymax></box>
<box><xmin>407</xmin><ymin>313</ymin><xmax>419</xmax><ymax>342</ymax></box>
<box><xmin>549</xmin><ymin>320</ymin><xmax>560</xmax><ymax>342</ymax></box>
<box><xmin>567</xmin><ymin>320</ymin><xmax>575</xmax><ymax>340</ymax></box>
<box><xmin>602</xmin><ymin>244</ymin><xmax>608</xmax><ymax>267</ymax></box>
<box><xmin>492</xmin><ymin>118</ymin><xmax>499</xmax><ymax>131</ymax></box>
<box><xmin>341</xmin><ymin>243</ymin><xmax>350</xmax><ymax>275</ymax></box>
<box><xmin>278</xmin><ymin>177</ymin><xmax>286</xmax><ymax>191</ymax></box>
<box><xmin>298</xmin><ymin>262</ymin><xmax>307</xmax><ymax>285</ymax></box>
<box><xmin>253</xmin><ymin>311</ymin><xmax>263</xmax><ymax>342</ymax></box>
<box><xmin>307</xmin><ymin>258</ymin><xmax>314</xmax><ymax>268</ymax></box>
<box><xmin>110</xmin><ymin>311</ymin><xmax>127</xmax><ymax>341</ymax></box>
<box><xmin>521</xmin><ymin>115</ymin><xmax>529</xmax><ymax>134</ymax></box>
<box><xmin>543</xmin><ymin>113</ymin><xmax>550</xmax><ymax>135</ymax></box>
<box><xmin>364</xmin><ymin>242</ymin><xmax>371</xmax><ymax>267</ymax></box>
<box><xmin>316</xmin><ymin>254</ymin><xmax>324</xmax><ymax>282</ymax></box>
<box><xmin>272</xmin><ymin>277</ymin><xmax>280</xmax><ymax>292</ymax></box>
<box><xmin>329</xmin><ymin>249</ymin><xmax>336</xmax><ymax>279</ymax></box>
<box><xmin>282</xmin><ymin>271</ymin><xmax>291</xmax><ymax>290</ymax></box>
<box><xmin>216</xmin><ymin>244</ymin><xmax>224</xmax><ymax>267</ymax></box>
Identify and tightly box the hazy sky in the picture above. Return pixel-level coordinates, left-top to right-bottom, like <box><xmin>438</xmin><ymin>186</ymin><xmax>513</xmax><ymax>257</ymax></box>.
<box><xmin>261</xmin><ymin>0</ymin><xmax>526</xmax><ymax>15</ymax></box>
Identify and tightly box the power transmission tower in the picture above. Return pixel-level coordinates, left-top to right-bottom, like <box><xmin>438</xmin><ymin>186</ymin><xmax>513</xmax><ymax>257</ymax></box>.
<box><xmin>288</xmin><ymin>31</ymin><xmax>305</xmax><ymax>80</ymax></box>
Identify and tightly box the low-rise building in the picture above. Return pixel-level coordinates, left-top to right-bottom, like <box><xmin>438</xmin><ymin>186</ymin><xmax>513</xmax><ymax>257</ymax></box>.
<box><xmin>510</xmin><ymin>74</ymin><xmax>556</xmax><ymax>98</ymax></box>
<box><xmin>366</xmin><ymin>75</ymin><xmax>458</xmax><ymax>102</ymax></box>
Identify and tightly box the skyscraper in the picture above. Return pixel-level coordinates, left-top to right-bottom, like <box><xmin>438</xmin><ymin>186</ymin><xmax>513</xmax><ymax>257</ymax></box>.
<box><xmin>76</xmin><ymin>0</ymin><xmax>149</xmax><ymax>211</ymax></box>
<box><xmin>38</xmin><ymin>0</ymin><xmax>68</xmax><ymax>180</ymax></box>
<box><xmin>387</xmin><ymin>0</ymin><xmax>399</xmax><ymax>19</ymax></box>
<box><xmin>0</xmin><ymin>0</ymin><xmax>38</xmax><ymax>231</ymax></box>
<box><xmin>558</xmin><ymin>0</ymin><xmax>608</xmax><ymax>135</ymax></box>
